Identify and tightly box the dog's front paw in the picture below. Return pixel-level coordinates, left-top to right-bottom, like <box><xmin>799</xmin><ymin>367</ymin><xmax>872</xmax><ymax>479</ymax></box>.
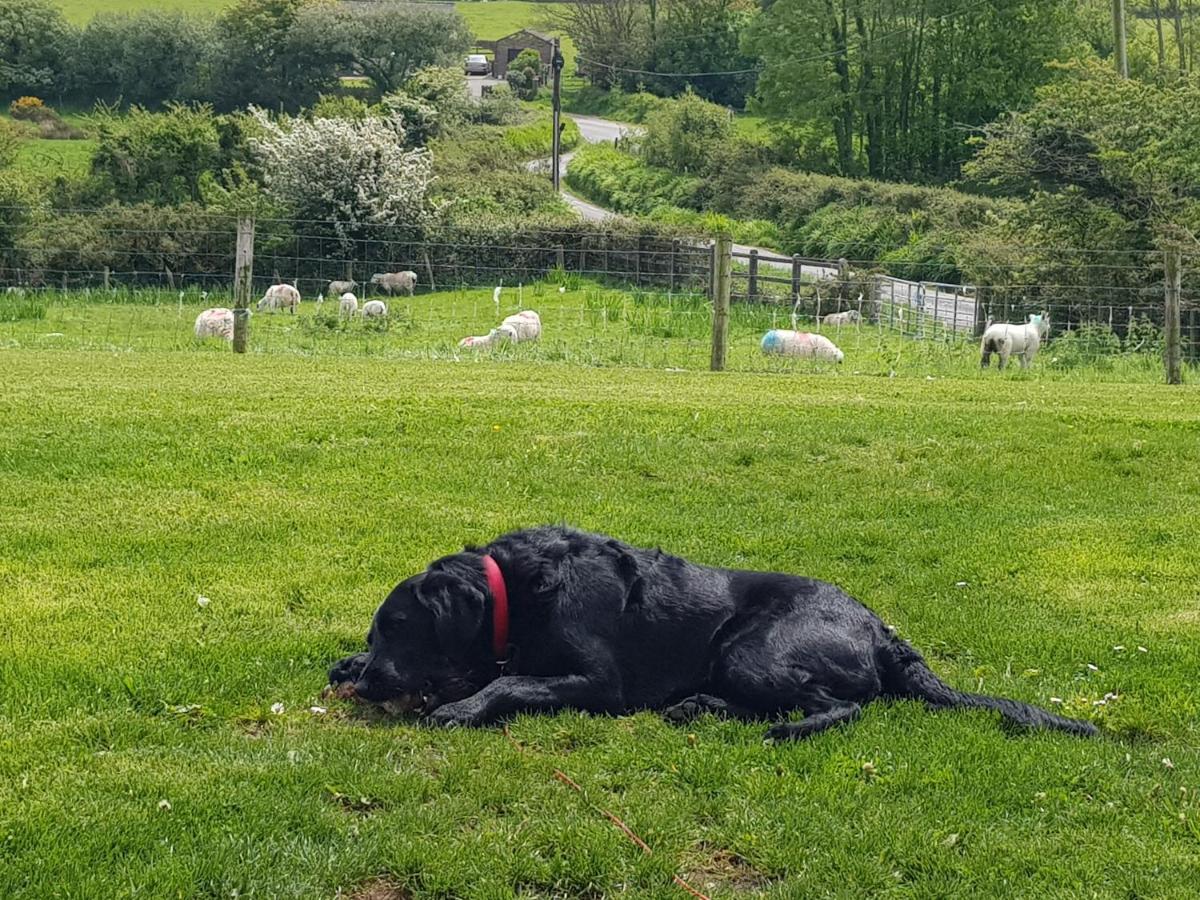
<box><xmin>328</xmin><ymin>652</ymin><xmax>368</xmax><ymax>686</ymax></box>
<box><xmin>424</xmin><ymin>700</ymin><xmax>479</xmax><ymax>728</ymax></box>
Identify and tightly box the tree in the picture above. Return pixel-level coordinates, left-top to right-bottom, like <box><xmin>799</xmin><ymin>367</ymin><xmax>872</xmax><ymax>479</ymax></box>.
<box><xmin>249</xmin><ymin>108</ymin><xmax>434</xmax><ymax>252</ymax></box>
<box><xmin>640</xmin><ymin>89</ymin><xmax>733</xmax><ymax>173</ymax></box>
<box><xmin>747</xmin><ymin>0</ymin><xmax>1075</xmax><ymax>180</ymax></box>
<box><xmin>649</xmin><ymin>0</ymin><xmax>758</xmax><ymax>106</ymax></box>
<box><xmin>71</xmin><ymin>11</ymin><xmax>214</xmax><ymax>107</ymax></box>
<box><xmin>89</xmin><ymin>104</ymin><xmax>228</xmax><ymax>205</ymax></box>
<box><xmin>0</xmin><ymin>0</ymin><xmax>72</xmax><ymax>99</ymax></box>
<box><xmin>506</xmin><ymin>49</ymin><xmax>543</xmax><ymax>100</ymax></box>
<box><xmin>553</xmin><ymin>0</ymin><xmax>654</xmax><ymax>90</ymax></box>
<box><xmin>208</xmin><ymin>0</ymin><xmax>340</xmax><ymax>112</ymax></box>
<box><xmin>288</xmin><ymin>1</ymin><xmax>472</xmax><ymax>96</ymax></box>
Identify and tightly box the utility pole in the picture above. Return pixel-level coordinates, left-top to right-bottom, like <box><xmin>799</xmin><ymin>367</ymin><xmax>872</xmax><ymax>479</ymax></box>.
<box><xmin>551</xmin><ymin>38</ymin><xmax>564</xmax><ymax>192</ymax></box>
<box><xmin>1113</xmin><ymin>0</ymin><xmax>1129</xmax><ymax>78</ymax></box>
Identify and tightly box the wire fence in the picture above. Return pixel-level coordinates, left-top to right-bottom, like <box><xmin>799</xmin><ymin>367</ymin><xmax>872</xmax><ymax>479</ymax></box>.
<box><xmin>1</xmin><ymin>215</ymin><xmax>1197</xmax><ymax>382</ymax></box>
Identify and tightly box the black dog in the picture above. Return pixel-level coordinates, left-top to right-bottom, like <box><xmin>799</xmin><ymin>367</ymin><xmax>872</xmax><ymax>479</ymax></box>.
<box><xmin>329</xmin><ymin>526</ymin><xmax>1096</xmax><ymax>740</ymax></box>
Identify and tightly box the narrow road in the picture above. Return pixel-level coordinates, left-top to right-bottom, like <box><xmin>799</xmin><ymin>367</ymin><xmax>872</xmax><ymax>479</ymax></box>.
<box><xmin>552</xmin><ymin>115</ymin><xmax>808</xmax><ymax>273</ymax></box>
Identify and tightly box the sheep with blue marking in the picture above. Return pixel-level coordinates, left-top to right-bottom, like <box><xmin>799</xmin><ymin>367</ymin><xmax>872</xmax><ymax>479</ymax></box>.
<box><xmin>761</xmin><ymin>329</ymin><xmax>844</xmax><ymax>363</ymax></box>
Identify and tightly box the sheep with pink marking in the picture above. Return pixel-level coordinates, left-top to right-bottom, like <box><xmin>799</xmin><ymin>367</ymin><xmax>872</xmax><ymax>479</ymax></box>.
<box><xmin>194</xmin><ymin>308</ymin><xmax>236</xmax><ymax>342</ymax></box>
<box><xmin>761</xmin><ymin>329</ymin><xmax>844</xmax><ymax>363</ymax></box>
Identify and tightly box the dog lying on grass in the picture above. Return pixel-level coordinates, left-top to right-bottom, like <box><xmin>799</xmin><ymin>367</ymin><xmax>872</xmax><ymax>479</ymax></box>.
<box><xmin>329</xmin><ymin>526</ymin><xmax>1096</xmax><ymax>741</ymax></box>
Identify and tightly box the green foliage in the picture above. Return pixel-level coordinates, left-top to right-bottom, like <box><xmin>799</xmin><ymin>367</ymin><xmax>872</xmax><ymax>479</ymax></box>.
<box><xmin>308</xmin><ymin>93</ymin><xmax>370</xmax><ymax>123</ymax></box>
<box><xmin>747</xmin><ymin>0</ymin><xmax>1075</xmax><ymax>179</ymax></box>
<box><xmin>288</xmin><ymin>1</ymin><xmax>472</xmax><ymax>96</ymax></box>
<box><xmin>88</xmin><ymin>104</ymin><xmax>228</xmax><ymax>205</ymax></box>
<box><xmin>0</xmin><ymin>0</ymin><xmax>72</xmax><ymax>98</ymax></box>
<box><xmin>640</xmin><ymin>90</ymin><xmax>733</xmax><ymax>174</ymax></box>
<box><xmin>565</xmin><ymin>86</ymin><xmax>665</xmax><ymax>122</ymax></box>
<box><xmin>0</xmin><ymin>290</ymin><xmax>46</xmax><ymax>321</ymax></box>
<box><xmin>565</xmin><ymin>143</ymin><xmax>706</xmax><ymax>214</ymax></box>
<box><xmin>403</xmin><ymin>66</ymin><xmax>476</xmax><ymax>132</ymax></box>
<box><xmin>208</xmin><ymin>0</ymin><xmax>336</xmax><ymax>113</ymax></box>
<box><xmin>506</xmin><ymin>48</ymin><xmax>542</xmax><ymax>101</ymax></box>
<box><xmin>555</xmin><ymin>0</ymin><xmax>758</xmax><ymax>105</ymax></box>
<box><xmin>965</xmin><ymin>59</ymin><xmax>1200</xmax><ymax>224</ymax></box>
<box><xmin>475</xmin><ymin>83</ymin><xmax>522</xmax><ymax>127</ymax></box>
<box><xmin>71</xmin><ymin>11</ymin><xmax>213</xmax><ymax>107</ymax></box>
<box><xmin>501</xmin><ymin>115</ymin><xmax>580</xmax><ymax>158</ymax></box>
<box><xmin>0</xmin><ymin>117</ymin><xmax>22</xmax><ymax>168</ymax></box>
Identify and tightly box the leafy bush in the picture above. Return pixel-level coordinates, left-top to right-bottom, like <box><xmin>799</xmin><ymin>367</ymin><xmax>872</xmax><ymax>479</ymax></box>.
<box><xmin>506</xmin><ymin>49</ymin><xmax>542</xmax><ymax>101</ymax></box>
<box><xmin>475</xmin><ymin>84</ymin><xmax>522</xmax><ymax>126</ymax></box>
<box><xmin>566</xmin><ymin>143</ymin><xmax>705</xmax><ymax>214</ymax></box>
<box><xmin>1048</xmin><ymin>324</ymin><xmax>1122</xmax><ymax>369</ymax></box>
<box><xmin>309</xmin><ymin>94</ymin><xmax>370</xmax><ymax>122</ymax></box>
<box><xmin>89</xmin><ymin>104</ymin><xmax>227</xmax><ymax>205</ymax></box>
<box><xmin>640</xmin><ymin>90</ymin><xmax>733</xmax><ymax>174</ymax></box>
<box><xmin>9</xmin><ymin>96</ymin><xmax>45</xmax><ymax>119</ymax></box>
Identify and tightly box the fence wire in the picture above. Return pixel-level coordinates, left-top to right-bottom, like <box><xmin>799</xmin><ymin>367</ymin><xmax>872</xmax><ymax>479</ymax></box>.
<box><xmin>1</xmin><ymin>218</ymin><xmax>1197</xmax><ymax>382</ymax></box>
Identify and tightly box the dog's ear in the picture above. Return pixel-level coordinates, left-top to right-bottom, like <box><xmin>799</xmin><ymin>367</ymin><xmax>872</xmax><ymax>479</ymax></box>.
<box><xmin>605</xmin><ymin>540</ymin><xmax>645</xmax><ymax>609</ymax></box>
<box><xmin>416</xmin><ymin>562</ymin><xmax>486</xmax><ymax>659</ymax></box>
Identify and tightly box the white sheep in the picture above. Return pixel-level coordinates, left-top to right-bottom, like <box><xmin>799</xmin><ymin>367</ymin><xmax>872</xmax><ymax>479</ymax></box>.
<box><xmin>980</xmin><ymin>313</ymin><xmax>1050</xmax><ymax>370</ymax></box>
<box><xmin>257</xmin><ymin>283</ymin><xmax>300</xmax><ymax>314</ymax></box>
<box><xmin>459</xmin><ymin>310</ymin><xmax>542</xmax><ymax>348</ymax></box>
<box><xmin>194</xmin><ymin>308</ymin><xmax>235</xmax><ymax>341</ymax></box>
<box><xmin>339</xmin><ymin>292</ymin><xmax>359</xmax><ymax>317</ymax></box>
<box><xmin>328</xmin><ymin>279</ymin><xmax>357</xmax><ymax>297</ymax></box>
<box><xmin>822</xmin><ymin>309</ymin><xmax>861</xmax><ymax>326</ymax></box>
<box><xmin>761</xmin><ymin>329</ymin><xmax>844</xmax><ymax>363</ymax></box>
<box><xmin>370</xmin><ymin>271</ymin><xmax>417</xmax><ymax>296</ymax></box>
<box><xmin>362</xmin><ymin>299</ymin><xmax>388</xmax><ymax>318</ymax></box>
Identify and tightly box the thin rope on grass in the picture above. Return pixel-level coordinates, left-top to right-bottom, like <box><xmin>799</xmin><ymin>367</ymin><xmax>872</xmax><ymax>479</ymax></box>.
<box><xmin>502</xmin><ymin>726</ymin><xmax>711</xmax><ymax>900</ymax></box>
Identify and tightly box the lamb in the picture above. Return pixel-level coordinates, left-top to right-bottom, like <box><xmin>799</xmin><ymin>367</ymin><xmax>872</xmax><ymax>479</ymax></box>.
<box><xmin>194</xmin><ymin>308</ymin><xmax>235</xmax><ymax>341</ymax></box>
<box><xmin>362</xmin><ymin>299</ymin><xmax>388</xmax><ymax>318</ymax></box>
<box><xmin>980</xmin><ymin>313</ymin><xmax>1050</xmax><ymax>370</ymax></box>
<box><xmin>459</xmin><ymin>310</ymin><xmax>542</xmax><ymax>348</ymax></box>
<box><xmin>257</xmin><ymin>283</ymin><xmax>300</xmax><ymax>314</ymax></box>
<box><xmin>760</xmin><ymin>329</ymin><xmax>844</xmax><ymax>363</ymax></box>
<box><xmin>339</xmin><ymin>292</ymin><xmax>359</xmax><ymax>317</ymax></box>
<box><xmin>369</xmin><ymin>271</ymin><xmax>417</xmax><ymax>296</ymax></box>
<box><xmin>822</xmin><ymin>309</ymin><xmax>861</xmax><ymax>327</ymax></box>
<box><xmin>328</xmin><ymin>279</ymin><xmax>357</xmax><ymax>297</ymax></box>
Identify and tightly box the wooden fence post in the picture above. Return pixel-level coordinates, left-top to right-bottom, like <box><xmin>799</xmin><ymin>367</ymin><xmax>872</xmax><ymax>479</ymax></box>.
<box><xmin>748</xmin><ymin>249</ymin><xmax>759</xmax><ymax>302</ymax></box>
<box><xmin>791</xmin><ymin>255</ymin><xmax>802</xmax><ymax>307</ymax></box>
<box><xmin>103</xmin><ymin>266</ymin><xmax>111</xmax><ymax>291</ymax></box>
<box><xmin>669</xmin><ymin>239</ymin><xmax>679</xmax><ymax>292</ymax></box>
<box><xmin>711</xmin><ymin>233</ymin><xmax>733</xmax><ymax>372</ymax></box>
<box><xmin>233</xmin><ymin>216</ymin><xmax>255</xmax><ymax>354</ymax></box>
<box><xmin>556</xmin><ymin>244</ymin><xmax>565</xmax><ymax>271</ymax></box>
<box><xmin>1164</xmin><ymin>243</ymin><xmax>1183</xmax><ymax>385</ymax></box>
<box><xmin>422</xmin><ymin>248</ymin><xmax>436</xmax><ymax>293</ymax></box>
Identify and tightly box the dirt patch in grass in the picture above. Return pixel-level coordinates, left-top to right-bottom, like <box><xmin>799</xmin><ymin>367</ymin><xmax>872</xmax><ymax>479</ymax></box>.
<box><xmin>340</xmin><ymin>876</ymin><xmax>411</xmax><ymax>900</ymax></box>
<box><xmin>683</xmin><ymin>843</ymin><xmax>776</xmax><ymax>893</ymax></box>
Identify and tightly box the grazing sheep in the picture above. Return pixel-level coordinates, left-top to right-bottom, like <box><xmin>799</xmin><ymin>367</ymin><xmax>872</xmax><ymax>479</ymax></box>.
<box><xmin>194</xmin><ymin>308</ymin><xmax>235</xmax><ymax>341</ymax></box>
<box><xmin>370</xmin><ymin>271</ymin><xmax>417</xmax><ymax>296</ymax></box>
<box><xmin>328</xmin><ymin>279</ymin><xmax>357</xmax><ymax>297</ymax></box>
<box><xmin>362</xmin><ymin>299</ymin><xmax>388</xmax><ymax>318</ymax></box>
<box><xmin>459</xmin><ymin>310</ymin><xmax>542</xmax><ymax>348</ymax></box>
<box><xmin>761</xmin><ymin>329</ymin><xmax>844</xmax><ymax>363</ymax></box>
<box><xmin>339</xmin><ymin>292</ymin><xmax>359</xmax><ymax>317</ymax></box>
<box><xmin>980</xmin><ymin>313</ymin><xmax>1050</xmax><ymax>370</ymax></box>
<box><xmin>257</xmin><ymin>283</ymin><xmax>301</xmax><ymax>314</ymax></box>
<box><xmin>822</xmin><ymin>309</ymin><xmax>861</xmax><ymax>327</ymax></box>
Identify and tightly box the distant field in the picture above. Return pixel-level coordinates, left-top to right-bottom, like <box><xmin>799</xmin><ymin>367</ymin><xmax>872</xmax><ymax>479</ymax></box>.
<box><xmin>54</xmin><ymin>0</ymin><xmax>562</xmax><ymax>34</ymax></box>
<box><xmin>12</xmin><ymin>139</ymin><xmax>95</xmax><ymax>180</ymax></box>
<box><xmin>53</xmin><ymin>0</ymin><xmax>229</xmax><ymax>23</ymax></box>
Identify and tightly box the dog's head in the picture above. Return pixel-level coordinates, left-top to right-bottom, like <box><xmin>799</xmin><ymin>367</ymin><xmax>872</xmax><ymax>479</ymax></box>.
<box><xmin>348</xmin><ymin>554</ymin><xmax>494</xmax><ymax>713</ymax></box>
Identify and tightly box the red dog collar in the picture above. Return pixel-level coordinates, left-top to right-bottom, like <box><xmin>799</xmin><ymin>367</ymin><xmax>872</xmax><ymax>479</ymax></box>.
<box><xmin>482</xmin><ymin>555</ymin><xmax>509</xmax><ymax>660</ymax></box>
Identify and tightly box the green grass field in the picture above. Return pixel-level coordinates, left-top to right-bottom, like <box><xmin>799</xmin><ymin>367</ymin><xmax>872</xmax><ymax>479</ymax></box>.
<box><xmin>11</xmin><ymin>138</ymin><xmax>95</xmax><ymax>180</ymax></box>
<box><xmin>2</xmin><ymin>285</ymin><xmax>1200</xmax><ymax>896</ymax></box>
<box><xmin>0</xmin><ymin>284</ymin><xmax>1180</xmax><ymax>383</ymax></box>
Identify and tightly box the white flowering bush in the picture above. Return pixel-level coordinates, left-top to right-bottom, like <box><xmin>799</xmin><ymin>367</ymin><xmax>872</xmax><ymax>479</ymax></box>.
<box><xmin>248</xmin><ymin>107</ymin><xmax>434</xmax><ymax>250</ymax></box>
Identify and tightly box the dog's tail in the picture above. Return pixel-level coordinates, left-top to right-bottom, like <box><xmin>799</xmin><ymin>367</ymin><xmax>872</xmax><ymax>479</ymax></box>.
<box><xmin>884</xmin><ymin>640</ymin><xmax>1097</xmax><ymax>737</ymax></box>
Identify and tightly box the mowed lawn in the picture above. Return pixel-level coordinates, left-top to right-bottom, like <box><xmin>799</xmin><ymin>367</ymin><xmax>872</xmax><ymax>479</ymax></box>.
<box><xmin>1</xmin><ymin>346</ymin><xmax>1199</xmax><ymax>897</ymax></box>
